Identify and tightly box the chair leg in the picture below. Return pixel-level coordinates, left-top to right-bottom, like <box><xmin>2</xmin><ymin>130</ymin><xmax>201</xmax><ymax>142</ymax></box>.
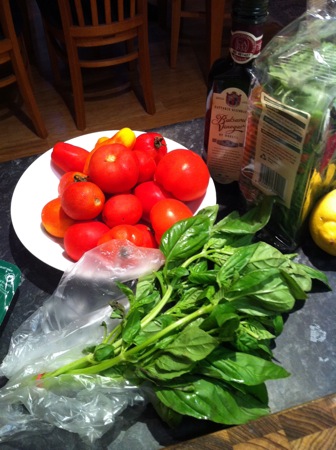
<box><xmin>138</xmin><ymin>26</ymin><xmax>155</xmax><ymax>115</ymax></box>
<box><xmin>170</xmin><ymin>0</ymin><xmax>182</xmax><ymax>68</ymax></box>
<box><xmin>206</xmin><ymin>0</ymin><xmax>226</xmax><ymax>70</ymax></box>
<box><xmin>69</xmin><ymin>62</ymin><xmax>86</xmax><ymax>130</ymax></box>
<box><xmin>63</xmin><ymin>38</ymin><xmax>86</xmax><ymax>130</ymax></box>
<box><xmin>11</xmin><ymin>38</ymin><xmax>48</xmax><ymax>138</ymax></box>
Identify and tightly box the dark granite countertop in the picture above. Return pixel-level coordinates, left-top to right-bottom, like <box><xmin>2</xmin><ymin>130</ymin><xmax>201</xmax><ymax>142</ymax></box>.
<box><xmin>0</xmin><ymin>118</ymin><xmax>335</xmax><ymax>449</ymax></box>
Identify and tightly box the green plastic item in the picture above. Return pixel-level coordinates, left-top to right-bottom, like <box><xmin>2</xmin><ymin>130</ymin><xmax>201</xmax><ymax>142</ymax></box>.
<box><xmin>0</xmin><ymin>260</ymin><xmax>21</xmax><ymax>326</ymax></box>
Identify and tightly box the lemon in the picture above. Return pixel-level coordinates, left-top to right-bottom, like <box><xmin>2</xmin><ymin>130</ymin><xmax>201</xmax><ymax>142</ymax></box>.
<box><xmin>309</xmin><ymin>189</ymin><xmax>336</xmax><ymax>256</ymax></box>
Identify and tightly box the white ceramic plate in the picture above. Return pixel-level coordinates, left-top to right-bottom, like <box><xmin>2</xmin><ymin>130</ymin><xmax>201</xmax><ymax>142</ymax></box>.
<box><xmin>11</xmin><ymin>131</ymin><xmax>217</xmax><ymax>272</ymax></box>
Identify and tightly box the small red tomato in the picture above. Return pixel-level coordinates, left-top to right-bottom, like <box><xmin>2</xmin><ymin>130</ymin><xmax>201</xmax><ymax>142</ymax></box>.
<box><xmin>133</xmin><ymin>132</ymin><xmax>167</xmax><ymax>163</ymax></box>
<box><xmin>51</xmin><ymin>142</ymin><xmax>90</xmax><ymax>173</ymax></box>
<box><xmin>102</xmin><ymin>194</ymin><xmax>143</xmax><ymax>228</ymax></box>
<box><xmin>150</xmin><ymin>198</ymin><xmax>193</xmax><ymax>243</ymax></box>
<box><xmin>58</xmin><ymin>171</ymin><xmax>88</xmax><ymax>196</ymax></box>
<box><xmin>87</xmin><ymin>143</ymin><xmax>139</xmax><ymax>194</ymax></box>
<box><xmin>64</xmin><ymin>221</ymin><xmax>110</xmax><ymax>261</ymax></box>
<box><xmin>134</xmin><ymin>223</ymin><xmax>158</xmax><ymax>248</ymax></box>
<box><xmin>133</xmin><ymin>150</ymin><xmax>156</xmax><ymax>183</ymax></box>
<box><xmin>134</xmin><ymin>181</ymin><xmax>172</xmax><ymax>222</ymax></box>
<box><xmin>97</xmin><ymin>224</ymin><xmax>145</xmax><ymax>247</ymax></box>
<box><xmin>61</xmin><ymin>181</ymin><xmax>105</xmax><ymax>220</ymax></box>
<box><xmin>155</xmin><ymin>149</ymin><xmax>210</xmax><ymax>202</ymax></box>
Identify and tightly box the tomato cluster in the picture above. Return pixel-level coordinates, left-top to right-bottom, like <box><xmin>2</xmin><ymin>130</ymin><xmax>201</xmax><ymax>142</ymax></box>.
<box><xmin>41</xmin><ymin>129</ymin><xmax>210</xmax><ymax>262</ymax></box>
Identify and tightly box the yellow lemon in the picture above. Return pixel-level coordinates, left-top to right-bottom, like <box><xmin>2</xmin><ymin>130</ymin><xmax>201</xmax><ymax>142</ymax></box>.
<box><xmin>309</xmin><ymin>189</ymin><xmax>336</xmax><ymax>256</ymax></box>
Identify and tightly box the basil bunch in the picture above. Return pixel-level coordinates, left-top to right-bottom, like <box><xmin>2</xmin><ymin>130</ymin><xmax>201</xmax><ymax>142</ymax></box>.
<box><xmin>44</xmin><ymin>198</ymin><xmax>329</xmax><ymax>427</ymax></box>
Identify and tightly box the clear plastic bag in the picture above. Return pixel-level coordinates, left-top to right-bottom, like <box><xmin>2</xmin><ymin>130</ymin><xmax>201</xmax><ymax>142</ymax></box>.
<box><xmin>239</xmin><ymin>1</ymin><xmax>336</xmax><ymax>251</ymax></box>
<box><xmin>0</xmin><ymin>240</ymin><xmax>165</xmax><ymax>443</ymax></box>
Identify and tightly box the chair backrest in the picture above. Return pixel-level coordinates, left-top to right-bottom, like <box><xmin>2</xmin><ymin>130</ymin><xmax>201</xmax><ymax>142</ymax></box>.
<box><xmin>38</xmin><ymin>0</ymin><xmax>155</xmax><ymax>130</ymax></box>
<box><xmin>58</xmin><ymin>0</ymin><xmax>145</xmax><ymax>49</ymax></box>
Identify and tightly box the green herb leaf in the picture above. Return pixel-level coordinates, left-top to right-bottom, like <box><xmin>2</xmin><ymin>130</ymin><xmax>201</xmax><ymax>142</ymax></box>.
<box><xmin>198</xmin><ymin>348</ymin><xmax>290</xmax><ymax>385</ymax></box>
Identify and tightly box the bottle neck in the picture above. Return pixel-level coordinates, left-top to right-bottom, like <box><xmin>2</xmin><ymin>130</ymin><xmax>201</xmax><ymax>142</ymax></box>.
<box><xmin>229</xmin><ymin>19</ymin><xmax>265</xmax><ymax>65</ymax></box>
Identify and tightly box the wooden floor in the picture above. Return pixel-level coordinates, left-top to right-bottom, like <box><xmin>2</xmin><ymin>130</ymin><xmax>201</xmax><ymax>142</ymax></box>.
<box><xmin>0</xmin><ymin>3</ymin><xmax>280</xmax><ymax>163</ymax></box>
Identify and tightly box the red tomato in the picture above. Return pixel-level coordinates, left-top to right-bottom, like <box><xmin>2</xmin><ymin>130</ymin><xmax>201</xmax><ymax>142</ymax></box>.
<box><xmin>87</xmin><ymin>144</ymin><xmax>139</xmax><ymax>194</ymax></box>
<box><xmin>61</xmin><ymin>181</ymin><xmax>105</xmax><ymax>220</ymax></box>
<box><xmin>133</xmin><ymin>132</ymin><xmax>167</xmax><ymax>163</ymax></box>
<box><xmin>51</xmin><ymin>142</ymin><xmax>90</xmax><ymax>173</ymax></box>
<box><xmin>64</xmin><ymin>221</ymin><xmax>109</xmax><ymax>261</ymax></box>
<box><xmin>97</xmin><ymin>224</ymin><xmax>145</xmax><ymax>247</ymax></box>
<box><xmin>155</xmin><ymin>149</ymin><xmax>210</xmax><ymax>202</ymax></box>
<box><xmin>134</xmin><ymin>181</ymin><xmax>172</xmax><ymax>222</ymax></box>
<box><xmin>150</xmin><ymin>198</ymin><xmax>193</xmax><ymax>243</ymax></box>
<box><xmin>134</xmin><ymin>223</ymin><xmax>158</xmax><ymax>248</ymax></box>
<box><xmin>133</xmin><ymin>150</ymin><xmax>156</xmax><ymax>183</ymax></box>
<box><xmin>102</xmin><ymin>194</ymin><xmax>143</xmax><ymax>228</ymax></box>
<box><xmin>58</xmin><ymin>171</ymin><xmax>88</xmax><ymax>196</ymax></box>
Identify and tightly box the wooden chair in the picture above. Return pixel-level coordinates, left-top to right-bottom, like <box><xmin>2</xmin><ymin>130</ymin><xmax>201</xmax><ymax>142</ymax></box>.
<box><xmin>0</xmin><ymin>0</ymin><xmax>48</xmax><ymax>138</ymax></box>
<box><xmin>170</xmin><ymin>0</ymin><xmax>230</xmax><ymax>71</ymax></box>
<box><xmin>38</xmin><ymin>0</ymin><xmax>156</xmax><ymax>131</ymax></box>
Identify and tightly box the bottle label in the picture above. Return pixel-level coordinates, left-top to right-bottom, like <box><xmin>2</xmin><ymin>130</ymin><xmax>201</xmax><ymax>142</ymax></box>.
<box><xmin>207</xmin><ymin>87</ymin><xmax>248</xmax><ymax>184</ymax></box>
<box><xmin>251</xmin><ymin>92</ymin><xmax>310</xmax><ymax>207</ymax></box>
<box><xmin>230</xmin><ymin>30</ymin><xmax>263</xmax><ymax>64</ymax></box>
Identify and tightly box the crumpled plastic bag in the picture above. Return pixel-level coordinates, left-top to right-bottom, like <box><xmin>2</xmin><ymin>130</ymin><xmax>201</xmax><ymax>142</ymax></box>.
<box><xmin>0</xmin><ymin>240</ymin><xmax>165</xmax><ymax>444</ymax></box>
<box><xmin>239</xmin><ymin>2</ymin><xmax>336</xmax><ymax>251</ymax></box>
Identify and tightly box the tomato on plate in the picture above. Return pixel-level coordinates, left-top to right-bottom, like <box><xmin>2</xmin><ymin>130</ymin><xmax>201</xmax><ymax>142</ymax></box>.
<box><xmin>98</xmin><ymin>224</ymin><xmax>145</xmax><ymax>247</ymax></box>
<box><xmin>87</xmin><ymin>143</ymin><xmax>139</xmax><ymax>194</ymax></box>
<box><xmin>64</xmin><ymin>221</ymin><xmax>110</xmax><ymax>261</ymax></box>
<box><xmin>155</xmin><ymin>149</ymin><xmax>210</xmax><ymax>202</ymax></box>
<box><xmin>133</xmin><ymin>150</ymin><xmax>156</xmax><ymax>183</ymax></box>
<box><xmin>150</xmin><ymin>198</ymin><xmax>193</xmax><ymax>243</ymax></box>
<box><xmin>134</xmin><ymin>223</ymin><xmax>158</xmax><ymax>248</ymax></box>
<box><xmin>58</xmin><ymin>171</ymin><xmax>88</xmax><ymax>196</ymax></box>
<box><xmin>102</xmin><ymin>194</ymin><xmax>143</xmax><ymax>228</ymax></box>
<box><xmin>134</xmin><ymin>181</ymin><xmax>172</xmax><ymax>222</ymax></box>
<box><xmin>61</xmin><ymin>181</ymin><xmax>105</xmax><ymax>220</ymax></box>
<box><xmin>133</xmin><ymin>132</ymin><xmax>167</xmax><ymax>163</ymax></box>
<box><xmin>41</xmin><ymin>197</ymin><xmax>76</xmax><ymax>238</ymax></box>
<box><xmin>51</xmin><ymin>142</ymin><xmax>90</xmax><ymax>173</ymax></box>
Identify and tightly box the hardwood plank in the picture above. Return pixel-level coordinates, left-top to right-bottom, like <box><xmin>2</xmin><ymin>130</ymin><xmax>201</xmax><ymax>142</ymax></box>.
<box><xmin>165</xmin><ymin>393</ymin><xmax>336</xmax><ymax>449</ymax></box>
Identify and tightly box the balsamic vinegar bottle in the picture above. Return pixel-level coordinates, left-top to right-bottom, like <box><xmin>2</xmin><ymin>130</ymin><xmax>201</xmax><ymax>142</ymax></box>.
<box><xmin>204</xmin><ymin>0</ymin><xmax>269</xmax><ymax>212</ymax></box>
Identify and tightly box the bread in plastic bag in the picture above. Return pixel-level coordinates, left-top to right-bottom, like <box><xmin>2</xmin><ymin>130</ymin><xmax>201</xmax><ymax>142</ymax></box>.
<box><xmin>0</xmin><ymin>240</ymin><xmax>165</xmax><ymax>443</ymax></box>
<box><xmin>239</xmin><ymin>2</ymin><xmax>336</xmax><ymax>251</ymax></box>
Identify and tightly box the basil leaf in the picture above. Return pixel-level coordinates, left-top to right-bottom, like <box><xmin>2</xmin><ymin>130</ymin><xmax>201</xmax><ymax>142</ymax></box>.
<box><xmin>93</xmin><ymin>344</ymin><xmax>115</xmax><ymax>362</ymax></box>
<box><xmin>122</xmin><ymin>309</ymin><xmax>141</xmax><ymax>345</ymax></box>
<box><xmin>160</xmin><ymin>215</ymin><xmax>211</xmax><ymax>265</ymax></box>
<box><xmin>155</xmin><ymin>377</ymin><xmax>270</xmax><ymax>425</ymax></box>
<box><xmin>198</xmin><ymin>348</ymin><xmax>290</xmax><ymax>385</ymax></box>
<box><xmin>225</xmin><ymin>269</ymin><xmax>296</xmax><ymax>312</ymax></box>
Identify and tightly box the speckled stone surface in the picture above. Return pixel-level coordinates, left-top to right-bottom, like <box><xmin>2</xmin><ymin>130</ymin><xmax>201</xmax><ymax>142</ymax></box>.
<box><xmin>0</xmin><ymin>118</ymin><xmax>335</xmax><ymax>449</ymax></box>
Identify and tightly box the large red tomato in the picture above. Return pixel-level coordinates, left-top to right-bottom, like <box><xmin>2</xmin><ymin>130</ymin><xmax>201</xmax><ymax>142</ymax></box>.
<box><xmin>155</xmin><ymin>149</ymin><xmax>210</xmax><ymax>202</ymax></box>
<box><xmin>133</xmin><ymin>132</ymin><xmax>167</xmax><ymax>163</ymax></box>
<box><xmin>64</xmin><ymin>221</ymin><xmax>109</xmax><ymax>261</ymax></box>
<box><xmin>134</xmin><ymin>181</ymin><xmax>172</xmax><ymax>222</ymax></box>
<box><xmin>87</xmin><ymin>143</ymin><xmax>139</xmax><ymax>194</ymax></box>
<box><xmin>150</xmin><ymin>198</ymin><xmax>193</xmax><ymax>243</ymax></box>
<box><xmin>102</xmin><ymin>194</ymin><xmax>143</xmax><ymax>228</ymax></box>
<box><xmin>61</xmin><ymin>181</ymin><xmax>105</xmax><ymax>220</ymax></box>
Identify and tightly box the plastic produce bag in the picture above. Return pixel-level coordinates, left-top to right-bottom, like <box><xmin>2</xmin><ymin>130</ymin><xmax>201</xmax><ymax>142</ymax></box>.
<box><xmin>239</xmin><ymin>1</ymin><xmax>336</xmax><ymax>251</ymax></box>
<box><xmin>0</xmin><ymin>240</ymin><xmax>165</xmax><ymax>443</ymax></box>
